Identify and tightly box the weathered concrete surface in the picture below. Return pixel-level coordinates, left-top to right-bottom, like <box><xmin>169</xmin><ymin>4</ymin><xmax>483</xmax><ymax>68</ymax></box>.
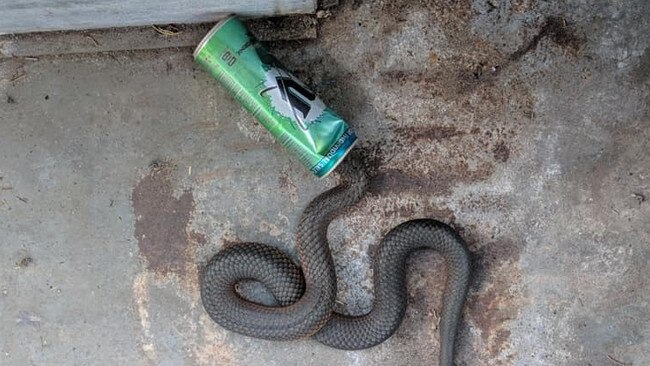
<box><xmin>1</xmin><ymin>1</ymin><xmax>649</xmax><ymax>365</ymax></box>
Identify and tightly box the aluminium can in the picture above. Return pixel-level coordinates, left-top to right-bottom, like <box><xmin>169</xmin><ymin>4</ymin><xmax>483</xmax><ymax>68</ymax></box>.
<box><xmin>193</xmin><ymin>15</ymin><xmax>357</xmax><ymax>178</ymax></box>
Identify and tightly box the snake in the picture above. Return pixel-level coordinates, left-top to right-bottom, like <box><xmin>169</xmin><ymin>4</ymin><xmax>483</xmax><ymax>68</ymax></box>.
<box><xmin>200</xmin><ymin>152</ymin><xmax>471</xmax><ymax>366</ymax></box>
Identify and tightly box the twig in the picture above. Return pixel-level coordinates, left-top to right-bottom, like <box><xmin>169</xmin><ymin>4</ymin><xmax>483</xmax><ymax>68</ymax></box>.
<box><xmin>607</xmin><ymin>354</ymin><xmax>631</xmax><ymax>366</ymax></box>
<box><xmin>431</xmin><ymin>308</ymin><xmax>441</xmax><ymax>327</ymax></box>
<box><xmin>152</xmin><ymin>24</ymin><xmax>181</xmax><ymax>36</ymax></box>
<box><xmin>10</xmin><ymin>73</ymin><xmax>26</xmax><ymax>82</ymax></box>
<box><xmin>84</xmin><ymin>34</ymin><xmax>99</xmax><ymax>46</ymax></box>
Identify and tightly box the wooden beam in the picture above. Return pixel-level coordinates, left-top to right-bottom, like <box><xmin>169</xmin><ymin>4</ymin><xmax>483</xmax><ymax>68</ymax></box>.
<box><xmin>0</xmin><ymin>0</ymin><xmax>316</xmax><ymax>35</ymax></box>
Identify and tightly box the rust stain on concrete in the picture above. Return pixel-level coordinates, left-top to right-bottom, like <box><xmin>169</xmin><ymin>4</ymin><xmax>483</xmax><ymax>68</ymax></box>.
<box><xmin>393</xmin><ymin>125</ymin><xmax>466</xmax><ymax>142</ymax></box>
<box><xmin>466</xmin><ymin>241</ymin><xmax>526</xmax><ymax>364</ymax></box>
<box><xmin>493</xmin><ymin>141</ymin><xmax>511</xmax><ymax>163</ymax></box>
<box><xmin>367</xmin><ymin>161</ymin><xmax>496</xmax><ymax>196</ymax></box>
<box><xmin>509</xmin><ymin>16</ymin><xmax>585</xmax><ymax>62</ymax></box>
<box><xmin>350</xmin><ymin>0</ymin><xmax>533</xmax><ymax>198</ymax></box>
<box><xmin>132</xmin><ymin>161</ymin><xmax>197</xmax><ymax>279</ymax></box>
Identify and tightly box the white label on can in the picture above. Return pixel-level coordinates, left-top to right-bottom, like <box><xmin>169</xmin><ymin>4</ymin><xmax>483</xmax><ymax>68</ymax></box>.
<box><xmin>260</xmin><ymin>67</ymin><xmax>326</xmax><ymax>131</ymax></box>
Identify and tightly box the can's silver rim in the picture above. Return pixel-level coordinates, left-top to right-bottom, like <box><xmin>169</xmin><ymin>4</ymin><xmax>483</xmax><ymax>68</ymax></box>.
<box><xmin>193</xmin><ymin>14</ymin><xmax>237</xmax><ymax>59</ymax></box>
<box><xmin>319</xmin><ymin>138</ymin><xmax>359</xmax><ymax>179</ymax></box>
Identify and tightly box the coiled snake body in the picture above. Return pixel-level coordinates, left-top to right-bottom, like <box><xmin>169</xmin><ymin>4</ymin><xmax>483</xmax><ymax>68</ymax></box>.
<box><xmin>201</xmin><ymin>154</ymin><xmax>471</xmax><ymax>365</ymax></box>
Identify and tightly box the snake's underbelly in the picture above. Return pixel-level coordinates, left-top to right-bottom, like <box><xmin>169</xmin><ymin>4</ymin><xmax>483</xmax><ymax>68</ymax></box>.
<box><xmin>200</xmin><ymin>155</ymin><xmax>471</xmax><ymax>366</ymax></box>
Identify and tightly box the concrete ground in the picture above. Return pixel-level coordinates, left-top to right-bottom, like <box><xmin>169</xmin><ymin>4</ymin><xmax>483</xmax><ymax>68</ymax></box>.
<box><xmin>1</xmin><ymin>1</ymin><xmax>649</xmax><ymax>365</ymax></box>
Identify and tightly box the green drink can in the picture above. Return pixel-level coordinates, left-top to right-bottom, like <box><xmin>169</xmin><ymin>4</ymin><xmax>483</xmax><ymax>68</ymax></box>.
<box><xmin>194</xmin><ymin>15</ymin><xmax>357</xmax><ymax>178</ymax></box>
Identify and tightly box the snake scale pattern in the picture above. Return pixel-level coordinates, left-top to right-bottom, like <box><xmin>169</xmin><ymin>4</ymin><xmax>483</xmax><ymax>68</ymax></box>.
<box><xmin>200</xmin><ymin>153</ymin><xmax>471</xmax><ymax>365</ymax></box>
